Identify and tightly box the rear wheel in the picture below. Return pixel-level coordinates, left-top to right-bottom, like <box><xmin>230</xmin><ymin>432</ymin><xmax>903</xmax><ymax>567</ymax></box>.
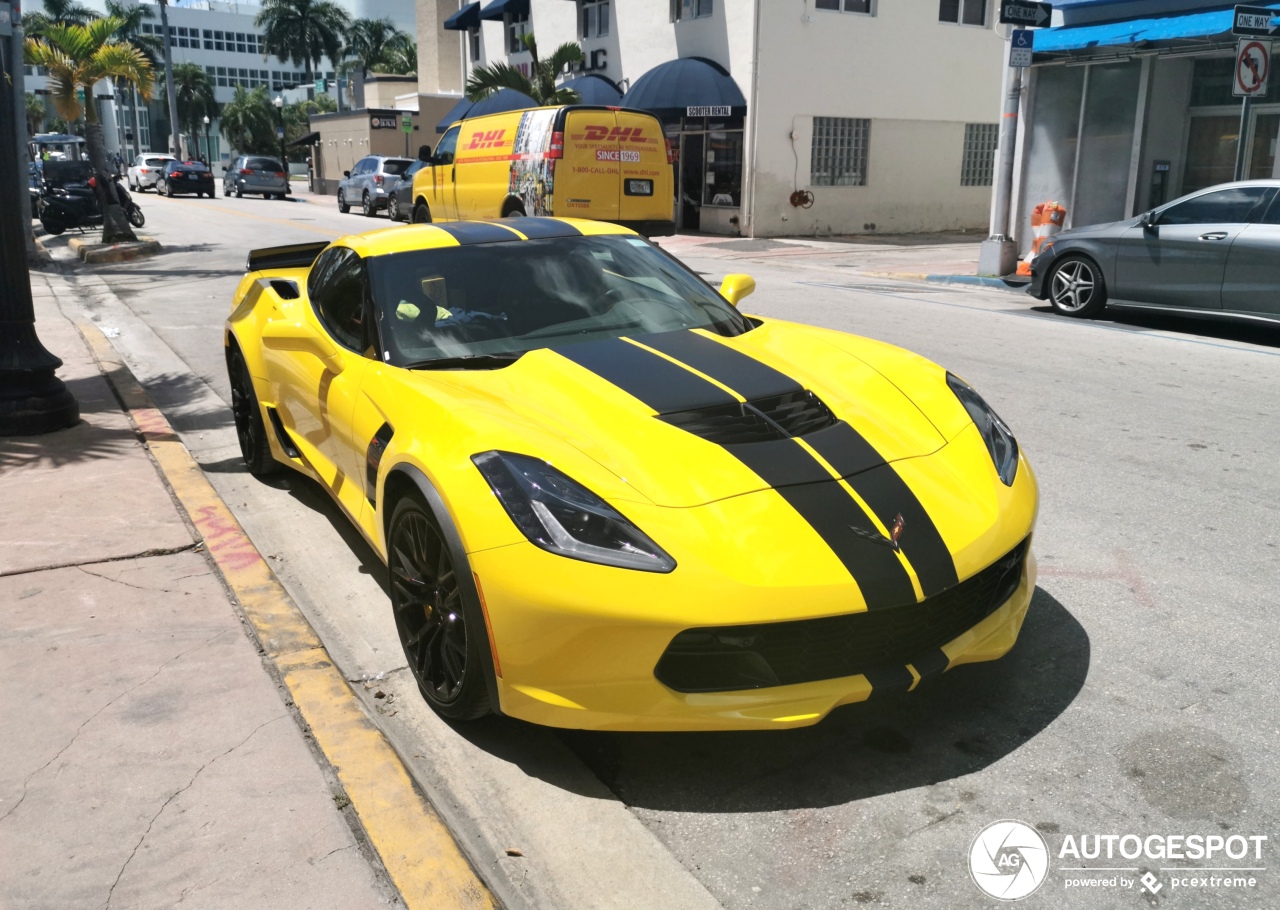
<box><xmin>502</xmin><ymin>201</ymin><xmax>526</xmax><ymax>218</ymax></box>
<box><xmin>41</xmin><ymin>214</ymin><xmax>66</xmax><ymax>235</ymax></box>
<box><xmin>227</xmin><ymin>345</ymin><xmax>280</xmax><ymax>477</ymax></box>
<box><xmin>412</xmin><ymin>201</ymin><xmax>431</xmax><ymax>224</ymax></box>
<box><xmin>1048</xmin><ymin>255</ymin><xmax>1108</xmax><ymax>318</ymax></box>
<box><xmin>362</xmin><ymin>191</ymin><xmax>376</xmax><ymax>217</ymax></box>
<box><xmin>164</xmin><ymin>180</ymin><xmax>174</xmax><ymax>197</ymax></box>
<box><xmin>388</xmin><ymin>494</ymin><xmax>491</xmax><ymax>721</ymax></box>
<box><xmin>235</xmin><ymin>184</ymin><xmax>244</xmax><ymax>198</ymax></box>
<box><xmin>337</xmin><ymin>189</ymin><xmax>349</xmax><ymax>213</ymax></box>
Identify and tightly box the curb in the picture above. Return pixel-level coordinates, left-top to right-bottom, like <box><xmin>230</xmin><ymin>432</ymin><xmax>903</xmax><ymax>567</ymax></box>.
<box><xmin>862</xmin><ymin>270</ymin><xmax>1030</xmax><ymax>293</ymax></box>
<box><xmin>69</xmin><ymin>236</ymin><xmax>163</xmax><ymax>263</ymax></box>
<box><xmin>73</xmin><ymin>320</ymin><xmax>497</xmax><ymax>910</ymax></box>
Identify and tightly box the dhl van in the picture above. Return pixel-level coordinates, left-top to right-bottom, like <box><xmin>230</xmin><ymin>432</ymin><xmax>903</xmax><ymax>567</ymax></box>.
<box><xmin>409</xmin><ymin>105</ymin><xmax>674</xmax><ymax>236</ymax></box>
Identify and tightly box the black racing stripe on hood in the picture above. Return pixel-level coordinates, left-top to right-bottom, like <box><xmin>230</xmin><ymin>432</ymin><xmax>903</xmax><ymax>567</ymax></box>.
<box><xmin>730</xmin><ymin>442</ymin><xmax>918</xmax><ymax>611</ymax></box>
<box><xmin>501</xmin><ymin>217</ymin><xmax>582</xmax><ymax>239</ymax></box>
<box><xmin>555</xmin><ymin>338</ymin><xmax>737</xmax><ymax>413</ymax></box>
<box><xmin>638</xmin><ymin>330</ymin><xmax>802</xmax><ymax>401</ymax></box>
<box><xmin>431</xmin><ymin>221</ymin><xmax>524</xmax><ymax>244</ymax></box>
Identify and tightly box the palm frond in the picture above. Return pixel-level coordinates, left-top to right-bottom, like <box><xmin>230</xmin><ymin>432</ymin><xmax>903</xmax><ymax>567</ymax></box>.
<box><xmin>545</xmin><ymin>42</ymin><xmax>585</xmax><ymax>75</ymax></box>
<box><xmin>88</xmin><ymin>42</ymin><xmax>155</xmax><ymax>100</ymax></box>
<box><xmin>466</xmin><ymin>62</ymin><xmax>535</xmax><ymax>101</ymax></box>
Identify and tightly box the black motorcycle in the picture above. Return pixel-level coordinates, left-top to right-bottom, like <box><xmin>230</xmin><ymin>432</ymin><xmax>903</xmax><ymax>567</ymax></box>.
<box><xmin>36</xmin><ymin>159</ymin><xmax>102</xmax><ymax>236</ymax></box>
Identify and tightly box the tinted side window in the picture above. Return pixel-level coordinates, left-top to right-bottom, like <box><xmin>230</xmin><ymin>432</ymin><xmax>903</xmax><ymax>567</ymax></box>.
<box><xmin>1257</xmin><ymin>191</ymin><xmax>1280</xmax><ymax>224</ymax></box>
<box><xmin>1160</xmin><ymin>187</ymin><xmax>1272</xmax><ymax>225</ymax></box>
<box><xmin>434</xmin><ymin>128</ymin><xmax>460</xmax><ymax>165</ymax></box>
<box><xmin>403</xmin><ymin>160</ymin><xmax>424</xmax><ymax>179</ymax></box>
<box><xmin>310</xmin><ymin>248</ymin><xmax>369</xmax><ymax>352</ymax></box>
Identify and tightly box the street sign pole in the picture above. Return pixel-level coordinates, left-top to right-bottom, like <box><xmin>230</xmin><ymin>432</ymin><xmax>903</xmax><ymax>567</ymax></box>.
<box><xmin>1235</xmin><ymin>95</ymin><xmax>1252</xmax><ymax>180</ymax></box>
<box><xmin>980</xmin><ymin>25</ymin><xmax>1025</xmax><ymax>277</ymax></box>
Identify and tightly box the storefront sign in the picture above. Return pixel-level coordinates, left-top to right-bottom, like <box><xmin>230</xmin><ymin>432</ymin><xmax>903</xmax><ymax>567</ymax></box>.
<box><xmin>999</xmin><ymin>0</ymin><xmax>1051</xmax><ymax>27</ymax></box>
<box><xmin>1235</xmin><ymin>38</ymin><xmax>1271</xmax><ymax>96</ymax></box>
<box><xmin>687</xmin><ymin>106</ymin><xmax>732</xmax><ymax>117</ymax></box>
<box><xmin>1233</xmin><ymin>4</ymin><xmax>1280</xmax><ymax>37</ymax></box>
<box><xmin>370</xmin><ymin>115</ymin><xmax>398</xmax><ymax>130</ymax></box>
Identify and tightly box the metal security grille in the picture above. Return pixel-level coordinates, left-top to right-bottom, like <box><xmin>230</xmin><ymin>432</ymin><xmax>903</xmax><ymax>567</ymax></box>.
<box><xmin>811</xmin><ymin>117</ymin><xmax>870</xmax><ymax>187</ymax></box>
<box><xmin>961</xmin><ymin>123</ymin><xmax>999</xmax><ymax>187</ymax></box>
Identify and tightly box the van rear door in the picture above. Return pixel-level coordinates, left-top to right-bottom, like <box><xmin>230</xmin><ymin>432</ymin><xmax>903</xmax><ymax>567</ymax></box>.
<box><xmin>615</xmin><ymin>111</ymin><xmax>673</xmax><ymax>232</ymax></box>
<box><xmin>561</xmin><ymin>109</ymin><xmax>621</xmax><ymax>222</ymax></box>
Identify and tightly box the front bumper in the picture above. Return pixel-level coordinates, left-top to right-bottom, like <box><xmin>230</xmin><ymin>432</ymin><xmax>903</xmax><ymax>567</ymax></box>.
<box><xmin>1028</xmin><ymin>251</ymin><xmax>1052</xmax><ymax>298</ymax></box>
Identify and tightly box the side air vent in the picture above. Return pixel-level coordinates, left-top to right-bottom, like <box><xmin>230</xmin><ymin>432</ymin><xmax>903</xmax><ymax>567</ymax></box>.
<box><xmin>659</xmin><ymin>390</ymin><xmax>836</xmax><ymax>445</ymax></box>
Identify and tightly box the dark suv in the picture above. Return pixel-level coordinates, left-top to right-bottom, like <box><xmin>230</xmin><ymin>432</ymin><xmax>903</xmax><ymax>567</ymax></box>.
<box><xmin>337</xmin><ymin>155</ymin><xmax>412</xmax><ymax>216</ymax></box>
<box><xmin>223</xmin><ymin>155</ymin><xmax>289</xmax><ymax>199</ymax></box>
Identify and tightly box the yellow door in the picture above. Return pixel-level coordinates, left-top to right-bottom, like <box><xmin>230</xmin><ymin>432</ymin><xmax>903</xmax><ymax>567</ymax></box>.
<box><xmin>560</xmin><ymin>109</ymin><xmax>622</xmax><ymax>222</ymax></box>
<box><xmin>615</xmin><ymin>111</ymin><xmax>674</xmax><ymax>228</ymax></box>
<box><xmin>454</xmin><ymin>116</ymin><xmax>520</xmax><ymax>219</ymax></box>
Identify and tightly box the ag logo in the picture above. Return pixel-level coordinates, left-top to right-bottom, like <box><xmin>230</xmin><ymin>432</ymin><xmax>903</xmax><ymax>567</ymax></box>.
<box><xmin>969</xmin><ymin>820</ymin><xmax>1049</xmax><ymax>901</ymax></box>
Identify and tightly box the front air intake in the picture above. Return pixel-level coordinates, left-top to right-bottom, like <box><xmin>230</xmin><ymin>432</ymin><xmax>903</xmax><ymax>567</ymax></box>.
<box><xmin>658</xmin><ymin>390</ymin><xmax>836</xmax><ymax>445</ymax></box>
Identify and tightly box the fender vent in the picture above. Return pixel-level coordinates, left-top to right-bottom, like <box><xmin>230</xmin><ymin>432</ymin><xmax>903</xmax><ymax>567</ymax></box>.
<box><xmin>265</xmin><ymin>407</ymin><xmax>301</xmax><ymax>458</ymax></box>
<box><xmin>659</xmin><ymin>390</ymin><xmax>836</xmax><ymax>444</ymax></box>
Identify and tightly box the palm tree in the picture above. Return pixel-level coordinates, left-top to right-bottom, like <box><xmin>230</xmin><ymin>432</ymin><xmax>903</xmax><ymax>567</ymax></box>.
<box><xmin>22</xmin><ymin>0</ymin><xmax>97</xmax><ymax>36</ymax></box>
<box><xmin>256</xmin><ymin>0</ymin><xmax>350</xmax><ymax>90</ymax></box>
<box><xmin>160</xmin><ymin>62</ymin><xmax>217</xmax><ymax>160</ymax></box>
<box><xmin>219</xmin><ymin>85</ymin><xmax>277</xmax><ymax>156</ymax></box>
<box><xmin>25</xmin><ymin>17</ymin><xmax>154</xmax><ymax>242</ymax></box>
<box><xmin>466</xmin><ymin>34</ymin><xmax>583</xmax><ymax>106</ymax></box>
<box><xmin>105</xmin><ymin>0</ymin><xmax>160</xmax><ymax>159</ymax></box>
<box><xmin>25</xmin><ymin>94</ymin><xmax>47</xmax><ymax>136</ymax></box>
<box><xmin>341</xmin><ymin>18</ymin><xmax>412</xmax><ymax>105</ymax></box>
<box><xmin>379</xmin><ymin>34</ymin><xmax>416</xmax><ymax>76</ymax></box>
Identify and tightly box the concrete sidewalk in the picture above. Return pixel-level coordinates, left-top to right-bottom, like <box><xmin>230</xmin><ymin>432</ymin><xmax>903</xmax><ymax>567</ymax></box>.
<box><xmin>0</xmin><ymin>275</ymin><xmax>401</xmax><ymax>909</ymax></box>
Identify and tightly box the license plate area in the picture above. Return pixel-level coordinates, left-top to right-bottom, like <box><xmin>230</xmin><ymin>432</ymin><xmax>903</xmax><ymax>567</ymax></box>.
<box><xmin>624</xmin><ymin>179</ymin><xmax>654</xmax><ymax>197</ymax></box>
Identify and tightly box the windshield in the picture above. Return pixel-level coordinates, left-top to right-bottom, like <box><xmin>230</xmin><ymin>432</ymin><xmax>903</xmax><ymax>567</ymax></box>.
<box><xmin>366</xmin><ymin>235</ymin><xmax>751</xmax><ymax>367</ymax></box>
<box><xmin>247</xmin><ymin>157</ymin><xmax>282</xmax><ymax>170</ymax></box>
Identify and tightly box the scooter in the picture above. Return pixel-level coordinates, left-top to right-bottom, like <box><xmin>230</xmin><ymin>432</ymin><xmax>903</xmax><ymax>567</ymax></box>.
<box><xmin>110</xmin><ymin>174</ymin><xmax>145</xmax><ymax>228</ymax></box>
<box><xmin>36</xmin><ymin>159</ymin><xmax>102</xmax><ymax>236</ymax></box>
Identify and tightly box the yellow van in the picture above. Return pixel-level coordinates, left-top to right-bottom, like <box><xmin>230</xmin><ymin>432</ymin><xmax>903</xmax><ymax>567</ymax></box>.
<box><xmin>410</xmin><ymin>105</ymin><xmax>674</xmax><ymax>236</ymax></box>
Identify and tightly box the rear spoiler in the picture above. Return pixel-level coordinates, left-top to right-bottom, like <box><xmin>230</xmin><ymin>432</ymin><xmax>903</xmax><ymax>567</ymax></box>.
<box><xmin>246</xmin><ymin>240</ymin><xmax>329</xmax><ymax>273</ymax></box>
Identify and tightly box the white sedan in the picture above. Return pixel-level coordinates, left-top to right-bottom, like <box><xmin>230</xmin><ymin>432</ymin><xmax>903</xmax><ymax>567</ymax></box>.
<box><xmin>127</xmin><ymin>154</ymin><xmax>175</xmax><ymax>192</ymax></box>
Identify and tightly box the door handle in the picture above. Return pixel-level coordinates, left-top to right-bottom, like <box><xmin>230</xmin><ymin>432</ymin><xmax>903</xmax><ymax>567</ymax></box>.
<box><xmin>1199</xmin><ymin>232</ymin><xmax>1229</xmax><ymax>240</ymax></box>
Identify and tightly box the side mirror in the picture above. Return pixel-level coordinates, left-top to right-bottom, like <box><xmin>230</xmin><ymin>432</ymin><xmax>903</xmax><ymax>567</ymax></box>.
<box><xmin>417</xmin><ymin>144</ymin><xmax>432</xmax><ymax>162</ymax></box>
<box><xmin>718</xmin><ymin>273</ymin><xmax>757</xmax><ymax>307</ymax></box>
<box><xmin>343</xmin><ymin>169</ymin><xmax>351</xmax><ymax>178</ymax></box>
<box><xmin>1141</xmin><ymin>210</ymin><xmax>1158</xmax><ymax>229</ymax></box>
<box><xmin>261</xmin><ymin>320</ymin><xmax>345</xmax><ymax>373</ymax></box>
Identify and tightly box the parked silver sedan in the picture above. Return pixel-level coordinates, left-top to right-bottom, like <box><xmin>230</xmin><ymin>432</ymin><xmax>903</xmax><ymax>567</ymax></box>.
<box><xmin>1029</xmin><ymin>180</ymin><xmax>1280</xmax><ymax>325</ymax></box>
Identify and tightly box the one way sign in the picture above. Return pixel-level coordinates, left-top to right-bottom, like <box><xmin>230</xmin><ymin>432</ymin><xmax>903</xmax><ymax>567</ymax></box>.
<box><xmin>1233</xmin><ymin>4</ymin><xmax>1280</xmax><ymax>36</ymax></box>
<box><xmin>999</xmin><ymin>0</ymin><xmax>1052</xmax><ymax>27</ymax></box>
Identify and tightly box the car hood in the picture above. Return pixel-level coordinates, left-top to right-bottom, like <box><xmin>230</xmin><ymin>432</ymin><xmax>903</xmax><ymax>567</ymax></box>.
<box><xmin>409</xmin><ymin>322</ymin><xmax>957</xmax><ymax>508</ymax></box>
<box><xmin>1053</xmin><ymin>218</ymin><xmax>1134</xmax><ymax>240</ymax></box>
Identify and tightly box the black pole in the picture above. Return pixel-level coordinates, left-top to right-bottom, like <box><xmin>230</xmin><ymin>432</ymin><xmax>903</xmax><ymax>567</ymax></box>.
<box><xmin>277</xmin><ymin>105</ymin><xmax>287</xmax><ymax>168</ymax></box>
<box><xmin>0</xmin><ymin>40</ymin><xmax>79</xmax><ymax>436</ymax></box>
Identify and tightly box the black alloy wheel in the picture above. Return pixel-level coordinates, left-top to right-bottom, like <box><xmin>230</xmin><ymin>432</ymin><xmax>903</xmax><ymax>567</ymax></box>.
<box><xmin>227</xmin><ymin>345</ymin><xmax>279</xmax><ymax>477</ymax></box>
<box><xmin>362</xmin><ymin>191</ymin><xmax>376</xmax><ymax>217</ymax></box>
<box><xmin>388</xmin><ymin>496</ymin><xmax>491</xmax><ymax>720</ymax></box>
<box><xmin>412</xmin><ymin>202</ymin><xmax>431</xmax><ymax>224</ymax></box>
<box><xmin>337</xmin><ymin>189</ymin><xmax>350</xmax><ymax>213</ymax></box>
<box><xmin>388</xmin><ymin>194</ymin><xmax>400</xmax><ymax>221</ymax></box>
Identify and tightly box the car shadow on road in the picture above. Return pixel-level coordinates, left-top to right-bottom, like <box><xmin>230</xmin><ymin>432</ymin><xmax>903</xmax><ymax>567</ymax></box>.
<box><xmin>531</xmin><ymin>587</ymin><xmax>1090</xmax><ymax>813</ymax></box>
<box><xmin>1030</xmin><ymin>304</ymin><xmax>1280</xmax><ymax>347</ymax></box>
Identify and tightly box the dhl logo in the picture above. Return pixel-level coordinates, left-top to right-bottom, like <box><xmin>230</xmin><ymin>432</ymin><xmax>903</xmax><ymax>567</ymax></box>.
<box><xmin>582</xmin><ymin>125</ymin><xmax>645</xmax><ymax>143</ymax></box>
<box><xmin>464</xmin><ymin>129</ymin><xmax>507</xmax><ymax>150</ymax></box>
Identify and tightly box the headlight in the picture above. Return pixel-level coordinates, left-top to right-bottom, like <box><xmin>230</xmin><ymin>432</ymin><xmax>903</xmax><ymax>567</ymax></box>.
<box><xmin>946</xmin><ymin>373</ymin><xmax>1018</xmax><ymax>486</ymax></box>
<box><xmin>472</xmin><ymin>451</ymin><xmax>676</xmax><ymax>573</ymax></box>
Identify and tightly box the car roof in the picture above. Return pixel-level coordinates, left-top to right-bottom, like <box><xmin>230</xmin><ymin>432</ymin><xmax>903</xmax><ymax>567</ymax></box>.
<box><xmin>336</xmin><ymin>217</ymin><xmax>638</xmax><ymax>258</ymax></box>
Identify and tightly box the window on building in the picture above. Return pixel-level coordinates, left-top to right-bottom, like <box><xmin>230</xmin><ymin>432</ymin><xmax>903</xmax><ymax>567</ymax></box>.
<box><xmin>811</xmin><ymin>116</ymin><xmax>870</xmax><ymax>186</ymax></box>
<box><xmin>939</xmin><ymin>0</ymin><xmax>986</xmax><ymax>26</ymax></box>
<box><xmin>216</xmin><ymin>65</ymin><xmax>228</xmax><ymax>87</ymax></box>
<box><xmin>468</xmin><ymin>28</ymin><xmax>481</xmax><ymax>63</ymax></box>
<box><xmin>703</xmin><ymin>130</ymin><xmax>744</xmax><ymax>205</ymax></box>
<box><xmin>815</xmin><ymin>0</ymin><xmax>874</xmax><ymax>13</ymax></box>
<box><xmin>961</xmin><ymin>122</ymin><xmax>998</xmax><ymax>186</ymax></box>
<box><xmin>507</xmin><ymin>12</ymin><xmax>530</xmax><ymax>54</ymax></box>
<box><xmin>671</xmin><ymin>0</ymin><xmax>713</xmax><ymax>22</ymax></box>
<box><xmin>581</xmin><ymin>0</ymin><xmax>610</xmax><ymax>37</ymax></box>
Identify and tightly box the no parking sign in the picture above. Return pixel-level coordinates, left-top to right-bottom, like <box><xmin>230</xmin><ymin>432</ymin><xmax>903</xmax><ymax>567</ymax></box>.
<box><xmin>1235</xmin><ymin>38</ymin><xmax>1271</xmax><ymax>96</ymax></box>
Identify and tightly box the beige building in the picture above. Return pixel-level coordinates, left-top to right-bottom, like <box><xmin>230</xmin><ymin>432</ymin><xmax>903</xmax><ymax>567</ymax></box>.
<box><xmin>415</xmin><ymin>0</ymin><xmax>1007</xmax><ymax>236</ymax></box>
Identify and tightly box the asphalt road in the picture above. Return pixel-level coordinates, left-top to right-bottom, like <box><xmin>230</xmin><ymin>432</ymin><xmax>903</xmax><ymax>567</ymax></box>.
<box><xmin>42</xmin><ymin>186</ymin><xmax>1280</xmax><ymax>910</ymax></box>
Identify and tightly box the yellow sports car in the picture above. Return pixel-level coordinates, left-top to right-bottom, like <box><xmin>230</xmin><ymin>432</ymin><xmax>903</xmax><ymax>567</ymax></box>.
<box><xmin>225</xmin><ymin>217</ymin><xmax>1037</xmax><ymax>731</ymax></box>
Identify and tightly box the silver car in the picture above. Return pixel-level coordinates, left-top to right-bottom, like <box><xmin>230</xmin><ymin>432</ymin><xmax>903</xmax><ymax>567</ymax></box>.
<box><xmin>223</xmin><ymin>155</ymin><xmax>290</xmax><ymax>199</ymax></box>
<box><xmin>337</xmin><ymin>155</ymin><xmax>412</xmax><ymax>217</ymax></box>
<box><xmin>1030</xmin><ymin>180</ymin><xmax>1280</xmax><ymax>325</ymax></box>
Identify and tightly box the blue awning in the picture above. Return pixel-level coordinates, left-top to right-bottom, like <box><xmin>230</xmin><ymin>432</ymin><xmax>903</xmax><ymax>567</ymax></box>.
<box><xmin>435</xmin><ymin>88</ymin><xmax>537</xmax><ymax>133</ymax></box>
<box><xmin>1035</xmin><ymin>3</ymin><xmax>1280</xmax><ymax>53</ymax></box>
<box><xmin>621</xmin><ymin>56</ymin><xmax>746</xmax><ymax>119</ymax></box>
<box><xmin>478</xmin><ymin>0</ymin><xmax>528</xmax><ymax>21</ymax></box>
<box><xmin>560</xmin><ymin>74</ymin><xmax>623</xmax><ymax>105</ymax></box>
<box><xmin>443</xmin><ymin>2</ymin><xmax>481</xmax><ymax>31</ymax></box>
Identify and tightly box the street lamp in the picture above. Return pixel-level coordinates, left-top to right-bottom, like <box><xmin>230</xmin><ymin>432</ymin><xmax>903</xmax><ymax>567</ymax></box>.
<box><xmin>273</xmin><ymin>95</ymin><xmax>287</xmax><ymax>171</ymax></box>
<box><xmin>202</xmin><ymin>114</ymin><xmax>211</xmax><ymax>164</ymax></box>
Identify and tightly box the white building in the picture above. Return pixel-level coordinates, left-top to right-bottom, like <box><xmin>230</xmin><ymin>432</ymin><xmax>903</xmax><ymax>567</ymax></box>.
<box><xmin>25</xmin><ymin>0</ymin><xmax>416</xmax><ymax>162</ymax></box>
<box><xmin>415</xmin><ymin>0</ymin><xmax>1006</xmax><ymax>236</ymax></box>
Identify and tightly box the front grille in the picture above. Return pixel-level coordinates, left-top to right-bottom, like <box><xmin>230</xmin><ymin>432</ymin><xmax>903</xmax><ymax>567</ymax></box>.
<box><xmin>655</xmin><ymin>538</ymin><xmax>1029</xmax><ymax>693</ymax></box>
<box><xmin>658</xmin><ymin>390</ymin><xmax>836</xmax><ymax>445</ymax></box>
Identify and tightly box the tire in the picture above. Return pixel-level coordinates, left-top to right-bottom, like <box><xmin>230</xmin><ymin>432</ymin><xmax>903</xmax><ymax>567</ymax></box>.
<box><xmin>412</xmin><ymin>201</ymin><xmax>431</xmax><ymax>224</ymax></box>
<box><xmin>227</xmin><ymin>345</ymin><xmax>280</xmax><ymax>478</ymax></box>
<box><xmin>1048</xmin><ymin>255</ymin><xmax>1108</xmax><ymax>318</ymax></box>
<box><xmin>128</xmin><ymin>178</ymin><xmax>137</xmax><ymax>192</ymax></box>
<box><xmin>362</xmin><ymin>191</ymin><xmax>376</xmax><ymax>217</ymax></box>
<box><xmin>128</xmin><ymin>207</ymin><xmax>145</xmax><ymax>228</ymax></box>
<box><xmin>337</xmin><ymin>189</ymin><xmax>349</xmax><ymax>213</ymax></box>
<box><xmin>164</xmin><ymin>180</ymin><xmax>174</xmax><ymax>198</ymax></box>
<box><xmin>388</xmin><ymin>194</ymin><xmax>400</xmax><ymax>222</ymax></box>
<box><xmin>235</xmin><ymin>184</ymin><xmax>244</xmax><ymax>198</ymax></box>
<box><xmin>387</xmin><ymin>493</ymin><xmax>492</xmax><ymax>721</ymax></box>
<box><xmin>503</xmin><ymin>201</ymin><xmax>526</xmax><ymax>218</ymax></box>
<box><xmin>41</xmin><ymin>215</ymin><xmax>66</xmax><ymax>236</ymax></box>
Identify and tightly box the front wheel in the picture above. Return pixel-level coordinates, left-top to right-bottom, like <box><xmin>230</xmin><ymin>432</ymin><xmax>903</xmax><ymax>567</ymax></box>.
<box><xmin>337</xmin><ymin>189</ymin><xmax>349</xmax><ymax>213</ymax></box>
<box><xmin>41</xmin><ymin>215</ymin><xmax>66</xmax><ymax>236</ymax></box>
<box><xmin>388</xmin><ymin>495</ymin><xmax>492</xmax><ymax>721</ymax></box>
<box><xmin>1048</xmin><ymin>255</ymin><xmax>1108</xmax><ymax>318</ymax></box>
<box><xmin>128</xmin><ymin>207</ymin><xmax>145</xmax><ymax>228</ymax></box>
<box><xmin>227</xmin><ymin>345</ymin><xmax>280</xmax><ymax>477</ymax></box>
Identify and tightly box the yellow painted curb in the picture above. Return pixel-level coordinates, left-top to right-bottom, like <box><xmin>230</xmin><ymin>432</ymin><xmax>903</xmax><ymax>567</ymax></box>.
<box><xmin>76</xmin><ymin>321</ymin><xmax>497</xmax><ymax>910</ymax></box>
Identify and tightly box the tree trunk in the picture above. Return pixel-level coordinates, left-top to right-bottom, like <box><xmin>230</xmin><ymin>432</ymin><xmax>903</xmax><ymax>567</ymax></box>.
<box><xmin>84</xmin><ymin>120</ymin><xmax>138</xmax><ymax>244</ymax></box>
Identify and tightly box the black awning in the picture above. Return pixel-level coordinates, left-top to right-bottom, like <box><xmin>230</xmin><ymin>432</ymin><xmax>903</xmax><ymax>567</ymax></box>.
<box><xmin>560</xmin><ymin>74</ymin><xmax>623</xmax><ymax>106</ymax></box>
<box><xmin>444</xmin><ymin>2</ymin><xmax>481</xmax><ymax>31</ymax></box>
<box><xmin>479</xmin><ymin>0</ymin><xmax>529</xmax><ymax>22</ymax></box>
<box><xmin>436</xmin><ymin>88</ymin><xmax>537</xmax><ymax>133</ymax></box>
<box><xmin>621</xmin><ymin>56</ymin><xmax>747</xmax><ymax>120</ymax></box>
<box><xmin>289</xmin><ymin>131</ymin><xmax>321</xmax><ymax>147</ymax></box>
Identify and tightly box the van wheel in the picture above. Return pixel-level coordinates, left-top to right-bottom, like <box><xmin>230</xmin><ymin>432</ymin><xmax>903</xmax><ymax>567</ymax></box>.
<box><xmin>502</xmin><ymin>201</ymin><xmax>526</xmax><ymax>218</ymax></box>
<box><xmin>412</xmin><ymin>202</ymin><xmax>431</xmax><ymax>224</ymax></box>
